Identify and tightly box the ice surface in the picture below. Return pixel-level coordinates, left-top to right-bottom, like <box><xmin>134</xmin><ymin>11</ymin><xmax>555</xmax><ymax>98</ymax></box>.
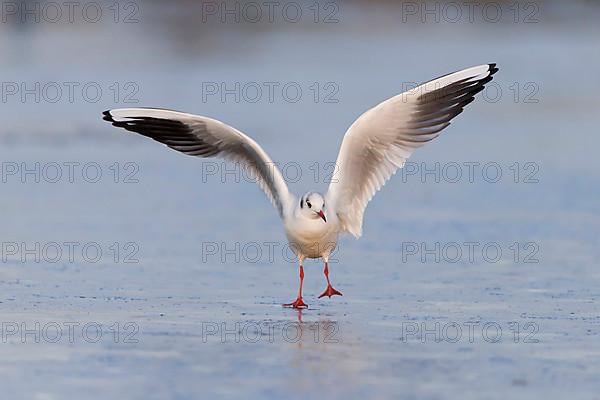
<box><xmin>1</xmin><ymin>1</ymin><xmax>599</xmax><ymax>399</ymax></box>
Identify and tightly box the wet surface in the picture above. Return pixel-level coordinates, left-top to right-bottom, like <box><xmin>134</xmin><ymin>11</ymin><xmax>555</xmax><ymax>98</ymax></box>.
<box><xmin>1</xmin><ymin>0</ymin><xmax>600</xmax><ymax>398</ymax></box>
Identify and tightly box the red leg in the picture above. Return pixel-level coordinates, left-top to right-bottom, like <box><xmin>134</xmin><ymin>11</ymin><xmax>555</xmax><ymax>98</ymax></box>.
<box><xmin>283</xmin><ymin>265</ymin><xmax>308</xmax><ymax>308</ymax></box>
<box><xmin>318</xmin><ymin>262</ymin><xmax>343</xmax><ymax>299</ymax></box>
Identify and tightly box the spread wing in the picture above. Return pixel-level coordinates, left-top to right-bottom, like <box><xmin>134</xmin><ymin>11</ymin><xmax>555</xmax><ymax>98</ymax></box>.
<box><xmin>103</xmin><ymin>108</ymin><xmax>293</xmax><ymax>218</ymax></box>
<box><xmin>326</xmin><ymin>64</ymin><xmax>498</xmax><ymax>238</ymax></box>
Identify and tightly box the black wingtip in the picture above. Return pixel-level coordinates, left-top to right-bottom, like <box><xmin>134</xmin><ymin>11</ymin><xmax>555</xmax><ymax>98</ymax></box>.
<box><xmin>102</xmin><ymin>110</ymin><xmax>114</xmax><ymax>122</ymax></box>
<box><xmin>488</xmin><ymin>63</ymin><xmax>499</xmax><ymax>76</ymax></box>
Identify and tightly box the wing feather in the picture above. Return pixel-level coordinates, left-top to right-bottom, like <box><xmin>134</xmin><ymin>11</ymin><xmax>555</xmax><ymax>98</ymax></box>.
<box><xmin>326</xmin><ymin>64</ymin><xmax>498</xmax><ymax>237</ymax></box>
<box><xmin>103</xmin><ymin>108</ymin><xmax>293</xmax><ymax>218</ymax></box>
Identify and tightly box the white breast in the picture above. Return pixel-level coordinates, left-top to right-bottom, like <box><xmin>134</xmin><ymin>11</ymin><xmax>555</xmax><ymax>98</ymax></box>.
<box><xmin>284</xmin><ymin>213</ymin><xmax>339</xmax><ymax>260</ymax></box>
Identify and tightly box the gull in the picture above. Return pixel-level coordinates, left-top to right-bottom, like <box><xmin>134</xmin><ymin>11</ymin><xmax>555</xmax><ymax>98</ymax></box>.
<box><xmin>103</xmin><ymin>63</ymin><xmax>498</xmax><ymax>308</ymax></box>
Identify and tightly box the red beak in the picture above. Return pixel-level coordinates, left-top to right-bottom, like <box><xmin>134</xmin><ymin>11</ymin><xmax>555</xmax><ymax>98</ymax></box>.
<box><xmin>318</xmin><ymin>210</ymin><xmax>327</xmax><ymax>222</ymax></box>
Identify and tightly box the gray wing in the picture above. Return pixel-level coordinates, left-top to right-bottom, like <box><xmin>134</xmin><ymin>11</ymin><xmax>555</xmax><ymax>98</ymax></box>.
<box><xmin>103</xmin><ymin>108</ymin><xmax>293</xmax><ymax>218</ymax></box>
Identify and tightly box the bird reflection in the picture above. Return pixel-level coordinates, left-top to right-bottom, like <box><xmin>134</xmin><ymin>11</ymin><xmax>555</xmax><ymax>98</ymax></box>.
<box><xmin>279</xmin><ymin>310</ymin><xmax>362</xmax><ymax>398</ymax></box>
<box><xmin>282</xmin><ymin>309</ymin><xmax>340</xmax><ymax>350</ymax></box>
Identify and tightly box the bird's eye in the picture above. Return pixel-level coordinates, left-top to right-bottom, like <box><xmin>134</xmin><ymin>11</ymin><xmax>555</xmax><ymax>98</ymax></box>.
<box><xmin>307</xmin><ymin>201</ymin><xmax>312</xmax><ymax>208</ymax></box>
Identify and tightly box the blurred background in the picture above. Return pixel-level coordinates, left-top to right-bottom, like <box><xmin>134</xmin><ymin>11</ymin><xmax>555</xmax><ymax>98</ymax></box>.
<box><xmin>1</xmin><ymin>0</ymin><xmax>599</xmax><ymax>399</ymax></box>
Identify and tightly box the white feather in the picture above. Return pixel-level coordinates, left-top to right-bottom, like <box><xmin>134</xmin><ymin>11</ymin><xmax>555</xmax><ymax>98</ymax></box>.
<box><xmin>104</xmin><ymin>108</ymin><xmax>294</xmax><ymax>218</ymax></box>
<box><xmin>326</xmin><ymin>64</ymin><xmax>497</xmax><ymax>238</ymax></box>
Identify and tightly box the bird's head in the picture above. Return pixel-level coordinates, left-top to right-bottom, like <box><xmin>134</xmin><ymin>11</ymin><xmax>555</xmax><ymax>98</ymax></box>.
<box><xmin>299</xmin><ymin>192</ymin><xmax>327</xmax><ymax>222</ymax></box>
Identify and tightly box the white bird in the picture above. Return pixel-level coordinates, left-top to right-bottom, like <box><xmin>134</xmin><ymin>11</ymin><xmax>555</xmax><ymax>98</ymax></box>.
<box><xmin>103</xmin><ymin>64</ymin><xmax>498</xmax><ymax>308</ymax></box>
